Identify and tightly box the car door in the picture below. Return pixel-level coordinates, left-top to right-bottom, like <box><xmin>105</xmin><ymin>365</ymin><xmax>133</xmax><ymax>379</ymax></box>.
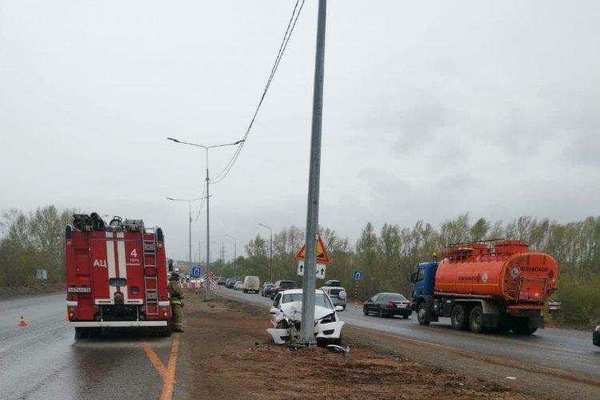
<box><xmin>367</xmin><ymin>295</ymin><xmax>378</xmax><ymax>312</ymax></box>
<box><xmin>376</xmin><ymin>294</ymin><xmax>387</xmax><ymax>313</ymax></box>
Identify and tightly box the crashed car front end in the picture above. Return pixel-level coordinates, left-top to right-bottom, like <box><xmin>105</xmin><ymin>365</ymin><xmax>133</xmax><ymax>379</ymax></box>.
<box><xmin>315</xmin><ymin>312</ymin><xmax>344</xmax><ymax>341</ymax></box>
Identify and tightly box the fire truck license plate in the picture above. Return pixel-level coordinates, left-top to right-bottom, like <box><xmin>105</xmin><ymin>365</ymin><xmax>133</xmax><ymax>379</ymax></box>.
<box><xmin>67</xmin><ymin>287</ymin><xmax>91</xmax><ymax>293</ymax></box>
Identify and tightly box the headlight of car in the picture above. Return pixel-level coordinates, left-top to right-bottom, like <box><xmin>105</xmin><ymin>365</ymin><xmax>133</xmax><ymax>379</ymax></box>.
<box><xmin>338</xmin><ymin>290</ymin><xmax>347</xmax><ymax>300</ymax></box>
<box><xmin>319</xmin><ymin>313</ymin><xmax>336</xmax><ymax>324</ymax></box>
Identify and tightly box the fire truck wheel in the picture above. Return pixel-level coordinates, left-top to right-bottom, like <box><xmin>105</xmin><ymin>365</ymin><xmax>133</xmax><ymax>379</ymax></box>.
<box><xmin>74</xmin><ymin>327</ymin><xmax>88</xmax><ymax>340</ymax></box>
<box><xmin>469</xmin><ymin>305</ymin><xmax>484</xmax><ymax>333</ymax></box>
<box><xmin>451</xmin><ymin>304</ymin><xmax>468</xmax><ymax>330</ymax></box>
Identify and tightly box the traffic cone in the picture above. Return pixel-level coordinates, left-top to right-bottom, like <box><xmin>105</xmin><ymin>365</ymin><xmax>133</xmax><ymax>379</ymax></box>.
<box><xmin>17</xmin><ymin>316</ymin><xmax>29</xmax><ymax>328</ymax></box>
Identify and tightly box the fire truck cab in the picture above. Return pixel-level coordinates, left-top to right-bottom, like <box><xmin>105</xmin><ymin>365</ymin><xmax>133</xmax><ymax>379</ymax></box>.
<box><xmin>65</xmin><ymin>213</ymin><xmax>171</xmax><ymax>338</ymax></box>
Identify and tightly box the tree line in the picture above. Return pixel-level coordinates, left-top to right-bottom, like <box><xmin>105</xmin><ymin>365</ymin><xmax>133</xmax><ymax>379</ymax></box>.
<box><xmin>214</xmin><ymin>214</ymin><xmax>600</xmax><ymax>327</ymax></box>
<box><xmin>0</xmin><ymin>206</ymin><xmax>75</xmax><ymax>289</ymax></box>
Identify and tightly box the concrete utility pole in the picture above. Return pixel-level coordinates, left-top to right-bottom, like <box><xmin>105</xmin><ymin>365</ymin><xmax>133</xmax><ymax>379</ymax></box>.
<box><xmin>301</xmin><ymin>0</ymin><xmax>327</xmax><ymax>346</ymax></box>
<box><xmin>166</xmin><ymin>196</ymin><xmax>201</xmax><ymax>264</ymax></box>
<box><xmin>258</xmin><ymin>223</ymin><xmax>273</xmax><ymax>282</ymax></box>
<box><xmin>167</xmin><ymin>137</ymin><xmax>245</xmax><ymax>271</ymax></box>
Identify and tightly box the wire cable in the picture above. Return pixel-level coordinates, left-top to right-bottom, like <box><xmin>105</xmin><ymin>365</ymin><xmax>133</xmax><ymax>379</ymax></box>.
<box><xmin>212</xmin><ymin>0</ymin><xmax>306</xmax><ymax>184</ymax></box>
<box><xmin>193</xmin><ymin>184</ymin><xmax>207</xmax><ymax>222</ymax></box>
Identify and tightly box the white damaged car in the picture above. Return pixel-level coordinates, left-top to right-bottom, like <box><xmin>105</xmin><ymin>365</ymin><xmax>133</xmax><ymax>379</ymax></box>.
<box><xmin>267</xmin><ymin>289</ymin><xmax>345</xmax><ymax>345</ymax></box>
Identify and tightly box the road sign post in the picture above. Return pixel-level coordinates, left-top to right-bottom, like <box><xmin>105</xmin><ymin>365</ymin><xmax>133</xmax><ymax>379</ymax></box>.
<box><xmin>352</xmin><ymin>270</ymin><xmax>363</xmax><ymax>302</ymax></box>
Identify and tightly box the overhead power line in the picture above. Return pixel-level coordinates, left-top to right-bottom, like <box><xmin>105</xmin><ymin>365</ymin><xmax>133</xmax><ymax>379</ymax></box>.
<box><xmin>212</xmin><ymin>0</ymin><xmax>306</xmax><ymax>184</ymax></box>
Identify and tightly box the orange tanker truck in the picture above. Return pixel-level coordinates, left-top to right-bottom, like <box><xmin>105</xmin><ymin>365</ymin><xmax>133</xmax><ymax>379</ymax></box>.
<box><xmin>410</xmin><ymin>240</ymin><xmax>559</xmax><ymax>335</ymax></box>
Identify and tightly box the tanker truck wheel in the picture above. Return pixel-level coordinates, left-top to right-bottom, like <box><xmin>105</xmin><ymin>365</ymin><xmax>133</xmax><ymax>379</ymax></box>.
<box><xmin>451</xmin><ymin>304</ymin><xmax>468</xmax><ymax>330</ymax></box>
<box><xmin>469</xmin><ymin>305</ymin><xmax>484</xmax><ymax>333</ymax></box>
<box><xmin>513</xmin><ymin>318</ymin><xmax>537</xmax><ymax>336</ymax></box>
<box><xmin>417</xmin><ymin>303</ymin><xmax>430</xmax><ymax>326</ymax></box>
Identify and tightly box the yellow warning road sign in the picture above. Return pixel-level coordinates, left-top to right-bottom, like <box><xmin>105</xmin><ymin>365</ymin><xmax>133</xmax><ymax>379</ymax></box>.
<box><xmin>294</xmin><ymin>234</ymin><xmax>331</xmax><ymax>264</ymax></box>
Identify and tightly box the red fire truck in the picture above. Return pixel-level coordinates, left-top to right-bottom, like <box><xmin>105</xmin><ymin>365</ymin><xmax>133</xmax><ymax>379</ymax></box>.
<box><xmin>65</xmin><ymin>213</ymin><xmax>172</xmax><ymax>339</ymax></box>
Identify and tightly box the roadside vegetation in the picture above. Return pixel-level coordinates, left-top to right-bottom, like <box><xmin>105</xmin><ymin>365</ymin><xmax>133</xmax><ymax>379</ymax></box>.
<box><xmin>214</xmin><ymin>214</ymin><xmax>600</xmax><ymax>328</ymax></box>
<box><xmin>0</xmin><ymin>206</ymin><xmax>74</xmax><ymax>296</ymax></box>
<box><xmin>1</xmin><ymin>206</ymin><xmax>598</xmax><ymax>326</ymax></box>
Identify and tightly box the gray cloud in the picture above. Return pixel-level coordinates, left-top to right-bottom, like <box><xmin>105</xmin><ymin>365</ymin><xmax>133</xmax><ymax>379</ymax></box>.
<box><xmin>1</xmin><ymin>0</ymin><xmax>600</xmax><ymax>260</ymax></box>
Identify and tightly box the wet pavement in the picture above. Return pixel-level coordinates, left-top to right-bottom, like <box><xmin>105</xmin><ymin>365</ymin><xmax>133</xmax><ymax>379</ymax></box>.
<box><xmin>0</xmin><ymin>293</ymin><xmax>173</xmax><ymax>400</ymax></box>
<box><xmin>220</xmin><ymin>287</ymin><xmax>600</xmax><ymax>383</ymax></box>
<box><xmin>4</xmin><ymin>289</ymin><xmax>599</xmax><ymax>399</ymax></box>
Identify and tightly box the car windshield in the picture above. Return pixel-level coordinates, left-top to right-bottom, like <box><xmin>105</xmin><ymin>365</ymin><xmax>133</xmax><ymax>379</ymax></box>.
<box><xmin>279</xmin><ymin>281</ymin><xmax>295</xmax><ymax>288</ymax></box>
<box><xmin>281</xmin><ymin>293</ymin><xmax>332</xmax><ymax>309</ymax></box>
<box><xmin>380</xmin><ymin>294</ymin><xmax>407</xmax><ymax>302</ymax></box>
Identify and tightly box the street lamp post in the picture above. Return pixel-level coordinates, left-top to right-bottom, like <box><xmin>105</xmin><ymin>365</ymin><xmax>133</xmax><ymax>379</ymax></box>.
<box><xmin>258</xmin><ymin>223</ymin><xmax>273</xmax><ymax>283</ymax></box>
<box><xmin>167</xmin><ymin>137</ymin><xmax>244</xmax><ymax>271</ymax></box>
<box><xmin>225</xmin><ymin>234</ymin><xmax>238</xmax><ymax>274</ymax></box>
<box><xmin>166</xmin><ymin>196</ymin><xmax>201</xmax><ymax>264</ymax></box>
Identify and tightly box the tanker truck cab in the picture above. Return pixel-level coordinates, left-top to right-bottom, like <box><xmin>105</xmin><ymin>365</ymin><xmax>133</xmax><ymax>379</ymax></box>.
<box><xmin>411</xmin><ymin>262</ymin><xmax>437</xmax><ymax>298</ymax></box>
<box><xmin>410</xmin><ymin>262</ymin><xmax>440</xmax><ymax>326</ymax></box>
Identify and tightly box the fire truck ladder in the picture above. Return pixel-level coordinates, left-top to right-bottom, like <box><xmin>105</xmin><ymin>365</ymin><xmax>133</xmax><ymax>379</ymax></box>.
<box><xmin>143</xmin><ymin>232</ymin><xmax>159</xmax><ymax>317</ymax></box>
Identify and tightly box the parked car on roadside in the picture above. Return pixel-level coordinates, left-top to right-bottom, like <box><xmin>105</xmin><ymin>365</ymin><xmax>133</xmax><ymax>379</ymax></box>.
<box><xmin>234</xmin><ymin>281</ymin><xmax>243</xmax><ymax>291</ymax></box>
<box><xmin>242</xmin><ymin>276</ymin><xmax>260</xmax><ymax>293</ymax></box>
<box><xmin>594</xmin><ymin>325</ymin><xmax>600</xmax><ymax>346</ymax></box>
<box><xmin>363</xmin><ymin>292</ymin><xmax>412</xmax><ymax>318</ymax></box>
<box><xmin>217</xmin><ymin>277</ymin><xmax>227</xmax><ymax>285</ymax></box>
<box><xmin>320</xmin><ymin>281</ymin><xmax>347</xmax><ymax>310</ymax></box>
<box><xmin>261</xmin><ymin>282</ymin><xmax>274</xmax><ymax>297</ymax></box>
<box><xmin>270</xmin><ymin>280</ymin><xmax>297</xmax><ymax>299</ymax></box>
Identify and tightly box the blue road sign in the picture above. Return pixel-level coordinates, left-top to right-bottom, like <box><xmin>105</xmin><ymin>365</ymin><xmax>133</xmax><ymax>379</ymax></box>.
<box><xmin>190</xmin><ymin>265</ymin><xmax>203</xmax><ymax>278</ymax></box>
<box><xmin>352</xmin><ymin>270</ymin><xmax>363</xmax><ymax>281</ymax></box>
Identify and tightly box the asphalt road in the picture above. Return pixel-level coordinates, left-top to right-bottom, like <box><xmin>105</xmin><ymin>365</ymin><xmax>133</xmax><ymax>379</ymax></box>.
<box><xmin>0</xmin><ymin>293</ymin><xmax>175</xmax><ymax>400</ymax></box>
<box><xmin>4</xmin><ymin>289</ymin><xmax>600</xmax><ymax>399</ymax></box>
<box><xmin>220</xmin><ymin>286</ymin><xmax>600</xmax><ymax>397</ymax></box>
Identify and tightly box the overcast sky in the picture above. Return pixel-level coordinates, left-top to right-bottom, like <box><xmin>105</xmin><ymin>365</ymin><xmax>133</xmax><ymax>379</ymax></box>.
<box><xmin>1</xmin><ymin>1</ymin><xmax>599</xmax><ymax>261</ymax></box>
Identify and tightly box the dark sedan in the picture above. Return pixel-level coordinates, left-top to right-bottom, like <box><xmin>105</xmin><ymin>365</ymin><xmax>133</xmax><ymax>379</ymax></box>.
<box><xmin>270</xmin><ymin>280</ymin><xmax>297</xmax><ymax>299</ymax></box>
<box><xmin>363</xmin><ymin>292</ymin><xmax>412</xmax><ymax>318</ymax></box>
<box><xmin>261</xmin><ymin>283</ymin><xmax>274</xmax><ymax>297</ymax></box>
<box><xmin>225</xmin><ymin>278</ymin><xmax>238</xmax><ymax>289</ymax></box>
